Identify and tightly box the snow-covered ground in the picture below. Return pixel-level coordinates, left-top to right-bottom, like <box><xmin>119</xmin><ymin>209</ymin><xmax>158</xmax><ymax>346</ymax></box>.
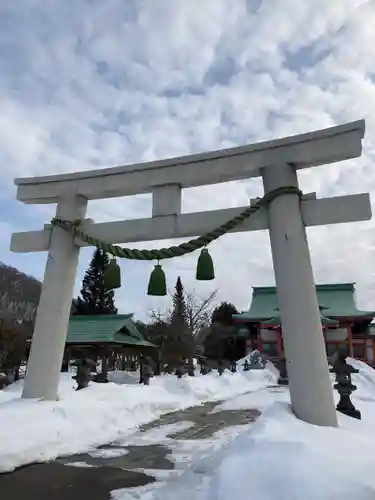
<box><xmin>109</xmin><ymin>359</ymin><xmax>375</xmax><ymax>500</ymax></box>
<box><xmin>0</xmin><ymin>366</ymin><xmax>276</xmax><ymax>473</ymax></box>
<box><xmin>200</xmin><ymin>358</ymin><xmax>375</xmax><ymax>500</ymax></box>
<box><xmin>2</xmin><ymin>358</ymin><xmax>375</xmax><ymax>499</ymax></box>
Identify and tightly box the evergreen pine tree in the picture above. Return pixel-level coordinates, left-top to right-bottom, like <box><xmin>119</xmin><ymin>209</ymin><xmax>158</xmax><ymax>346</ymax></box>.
<box><xmin>211</xmin><ymin>302</ymin><xmax>239</xmax><ymax>325</ymax></box>
<box><xmin>170</xmin><ymin>276</ymin><xmax>188</xmax><ymax>326</ymax></box>
<box><xmin>168</xmin><ymin>276</ymin><xmax>195</xmax><ymax>375</ymax></box>
<box><xmin>76</xmin><ymin>248</ymin><xmax>117</xmax><ymax>315</ymax></box>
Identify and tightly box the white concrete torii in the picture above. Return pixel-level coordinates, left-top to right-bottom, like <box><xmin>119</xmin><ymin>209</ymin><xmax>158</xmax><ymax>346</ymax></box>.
<box><xmin>11</xmin><ymin>119</ymin><xmax>371</xmax><ymax>428</ymax></box>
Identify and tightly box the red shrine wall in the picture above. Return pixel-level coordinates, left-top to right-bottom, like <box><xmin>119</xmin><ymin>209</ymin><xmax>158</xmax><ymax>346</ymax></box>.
<box><xmin>252</xmin><ymin>322</ymin><xmax>375</xmax><ymax>367</ymax></box>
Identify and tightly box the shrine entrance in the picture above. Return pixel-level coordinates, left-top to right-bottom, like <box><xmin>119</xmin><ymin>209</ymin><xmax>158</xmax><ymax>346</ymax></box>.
<box><xmin>11</xmin><ymin>119</ymin><xmax>371</xmax><ymax>428</ymax></box>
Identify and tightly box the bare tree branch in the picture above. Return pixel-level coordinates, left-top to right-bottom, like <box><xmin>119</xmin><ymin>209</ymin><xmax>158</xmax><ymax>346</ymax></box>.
<box><xmin>0</xmin><ymin>330</ymin><xmax>16</xmax><ymax>368</ymax></box>
<box><xmin>148</xmin><ymin>308</ymin><xmax>170</xmax><ymax>324</ymax></box>
<box><xmin>147</xmin><ymin>289</ymin><xmax>218</xmax><ymax>334</ymax></box>
<box><xmin>185</xmin><ymin>289</ymin><xmax>218</xmax><ymax>335</ymax></box>
<box><xmin>0</xmin><ymin>263</ymin><xmax>41</xmax><ymax>324</ymax></box>
<box><xmin>0</xmin><ymin>318</ymin><xmax>30</xmax><ymax>371</ymax></box>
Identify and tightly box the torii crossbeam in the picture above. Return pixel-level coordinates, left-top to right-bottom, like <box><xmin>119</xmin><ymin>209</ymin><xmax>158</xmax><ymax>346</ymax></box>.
<box><xmin>11</xmin><ymin>119</ymin><xmax>371</xmax><ymax>428</ymax></box>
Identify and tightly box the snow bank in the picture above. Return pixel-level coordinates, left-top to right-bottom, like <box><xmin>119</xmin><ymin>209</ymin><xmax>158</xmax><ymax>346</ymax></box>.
<box><xmin>349</xmin><ymin>358</ymin><xmax>375</xmax><ymax>401</ymax></box>
<box><xmin>237</xmin><ymin>353</ymin><xmax>280</xmax><ymax>377</ymax></box>
<box><xmin>107</xmin><ymin>370</ymin><xmax>140</xmax><ymax>385</ymax></box>
<box><xmin>203</xmin><ymin>359</ymin><xmax>375</xmax><ymax>500</ymax></box>
<box><xmin>0</xmin><ymin>368</ymin><xmax>277</xmax><ymax>473</ymax></box>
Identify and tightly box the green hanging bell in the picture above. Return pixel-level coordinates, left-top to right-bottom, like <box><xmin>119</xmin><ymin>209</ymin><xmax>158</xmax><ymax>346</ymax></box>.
<box><xmin>147</xmin><ymin>264</ymin><xmax>167</xmax><ymax>296</ymax></box>
<box><xmin>196</xmin><ymin>248</ymin><xmax>215</xmax><ymax>281</ymax></box>
<box><xmin>104</xmin><ymin>257</ymin><xmax>121</xmax><ymax>290</ymax></box>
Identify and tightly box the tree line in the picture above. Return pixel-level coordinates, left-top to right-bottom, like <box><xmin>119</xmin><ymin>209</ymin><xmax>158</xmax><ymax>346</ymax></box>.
<box><xmin>72</xmin><ymin>249</ymin><xmax>241</xmax><ymax>372</ymax></box>
<box><xmin>0</xmin><ymin>263</ymin><xmax>41</xmax><ymax>386</ymax></box>
<box><xmin>0</xmin><ymin>248</ymin><xmax>242</xmax><ymax>383</ymax></box>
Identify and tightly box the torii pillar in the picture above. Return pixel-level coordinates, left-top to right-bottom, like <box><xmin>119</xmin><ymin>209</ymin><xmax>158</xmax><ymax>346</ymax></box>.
<box><xmin>262</xmin><ymin>163</ymin><xmax>337</xmax><ymax>426</ymax></box>
<box><xmin>11</xmin><ymin>119</ymin><xmax>371</xmax><ymax>427</ymax></box>
<box><xmin>22</xmin><ymin>196</ymin><xmax>87</xmax><ymax>400</ymax></box>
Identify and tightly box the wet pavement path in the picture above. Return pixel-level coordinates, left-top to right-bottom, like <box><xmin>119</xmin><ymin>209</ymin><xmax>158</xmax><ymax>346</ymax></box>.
<box><xmin>0</xmin><ymin>397</ymin><xmax>261</xmax><ymax>500</ymax></box>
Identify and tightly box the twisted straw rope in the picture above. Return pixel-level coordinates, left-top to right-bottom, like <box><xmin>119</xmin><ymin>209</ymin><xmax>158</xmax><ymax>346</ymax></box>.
<box><xmin>51</xmin><ymin>186</ymin><xmax>301</xmax><ymax>261</ymax></box>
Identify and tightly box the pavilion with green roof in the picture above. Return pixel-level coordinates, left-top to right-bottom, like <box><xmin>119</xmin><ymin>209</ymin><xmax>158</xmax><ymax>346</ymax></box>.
<box><xmin>63</xmin><ymin>314</ymin><xmax>157</xmax><ymax>373</ymax></box>
<box><xmin>233</xmin><ymin>283</ymin><xmax>375</xmax><ymax>365</ymax></box>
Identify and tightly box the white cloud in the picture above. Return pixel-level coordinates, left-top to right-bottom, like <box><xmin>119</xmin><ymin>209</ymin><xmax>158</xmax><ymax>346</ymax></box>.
<box><xmin>1</xmin><ymin>0</ymin><xmax>375</xmax><ymax>320</ymax></box>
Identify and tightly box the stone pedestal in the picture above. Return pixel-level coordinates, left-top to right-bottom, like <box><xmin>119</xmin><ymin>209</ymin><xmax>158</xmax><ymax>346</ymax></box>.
<box><xmin>335</xmin><ymin>392</ymin><xmax>361</xmax><ymax>420</ymax></box>
<box><xmin>277</xmin><ymin>358</ymin><xmax>289</xmax><ymax>386</ymax></box>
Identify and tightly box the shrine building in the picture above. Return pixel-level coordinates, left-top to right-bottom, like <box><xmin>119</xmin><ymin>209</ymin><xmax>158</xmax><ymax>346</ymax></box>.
<box><xmin>233</xmin><ymin>283</ymin><xmax>375</xmax><ymax>366</ymax></box>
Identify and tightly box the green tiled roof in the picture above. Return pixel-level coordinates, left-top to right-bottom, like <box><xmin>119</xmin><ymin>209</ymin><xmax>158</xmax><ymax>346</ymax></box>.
<box><xmin>66</xmin><ymin>314</ymin><xmax>156</xmax><ymax>348</ymax></box>
<box><xmin>234</xmin><ymin>283</ymin><xmax>375</xmax><ymax>322</ymax></box>
<box><xmin>263</xmin><ymin>314</ymin><xmax>338</xmax><ymax>326</ymax></box>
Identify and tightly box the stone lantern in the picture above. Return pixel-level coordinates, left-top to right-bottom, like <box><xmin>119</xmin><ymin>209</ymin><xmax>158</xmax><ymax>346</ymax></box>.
<box><xmin>330</xmin><ymin>352</ymin><xmax>361</xmax><ymax>420</ymax></box>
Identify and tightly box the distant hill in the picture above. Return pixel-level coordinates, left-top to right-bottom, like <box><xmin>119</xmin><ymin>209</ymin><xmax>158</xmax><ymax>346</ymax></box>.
<box><xmin>0</xmin><ymin>263</ymin><xmax>41</xmax><ymax>323</ymax></box>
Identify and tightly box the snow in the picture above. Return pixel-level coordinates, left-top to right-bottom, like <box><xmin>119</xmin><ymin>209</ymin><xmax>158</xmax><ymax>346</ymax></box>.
<box><xmin>2</xmin><ymin>358</ymin><xmax>375</xmax><ymax>500</ymax></box>
<box><xmin>215</xmin><ymin>385</ymin><xmax>289</xmax><ymax>412</ymax></box>
<box><xmin>0</xmin><ymin>367</ymin><xmax>277</xmax><ymax>473</ymax></box>
<box><xmin>112</xmin><ymin>359</ymin><xmax>375</xmax><ymax>500</ymax></box>
<box><xmin>201</xmin><ymin>358</ymin><xmax>375</xmax><ymax>500</ymax></box>
<box><xmin>204</xmin><ymin>403</ymin><xmax>375</xmax><ymax>500</ymax></box>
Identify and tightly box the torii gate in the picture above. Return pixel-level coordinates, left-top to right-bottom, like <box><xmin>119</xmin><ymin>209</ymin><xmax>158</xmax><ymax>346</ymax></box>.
<box><xmin>11</xmin><ymin>119</ymin><xmax>371</xmax><ymax>428</ymax></box>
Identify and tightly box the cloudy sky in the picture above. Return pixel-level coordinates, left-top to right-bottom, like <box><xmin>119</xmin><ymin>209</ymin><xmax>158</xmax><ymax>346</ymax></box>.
<box><xmin>1</xmin><ymin>0</ymin><xmax>375</xmax><ymax>321</ymax></box>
